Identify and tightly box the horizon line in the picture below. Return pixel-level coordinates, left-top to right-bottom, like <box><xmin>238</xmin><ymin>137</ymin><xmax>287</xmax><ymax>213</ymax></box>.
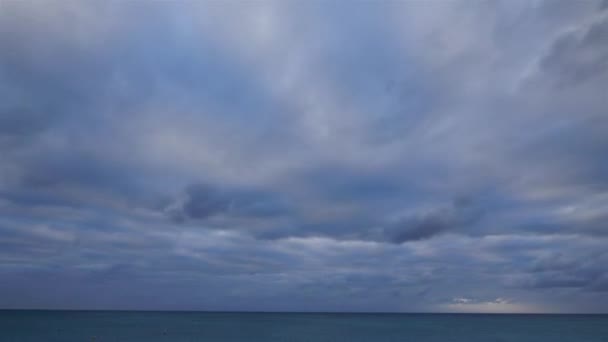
<box><xmin>2</xmin><ymin>309</ymin><xmax>607</xmax><ymax>315</ymax></box>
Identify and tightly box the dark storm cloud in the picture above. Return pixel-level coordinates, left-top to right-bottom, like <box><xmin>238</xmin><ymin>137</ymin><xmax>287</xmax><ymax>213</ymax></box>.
<box><xmin>383</xmin><ymin>198</ymin><xmax>482</xmax><ymax>243</ymax></box>
<box><xmin>165</xmin><ymin>184</ymin><xmax>230</xmax><ymax>222</ymax></box>
<box><xmin>164</xmin><ymin>183</ymin><xmax>292</xmax><ymax>224</ymax></box>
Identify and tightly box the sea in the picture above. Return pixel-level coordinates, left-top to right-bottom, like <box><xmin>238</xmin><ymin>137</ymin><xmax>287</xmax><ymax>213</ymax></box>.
<box><xmin>1</xmin><ymin>311</ymin><xmax>607</xmax><ymax>341</ymax></box>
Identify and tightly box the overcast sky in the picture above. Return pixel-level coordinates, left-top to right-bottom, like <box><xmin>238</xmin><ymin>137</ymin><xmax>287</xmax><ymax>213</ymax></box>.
<box><xmin>1</xmin><ymin>0</ymin><xmax>607</xmax><ymax>313</ymax></box>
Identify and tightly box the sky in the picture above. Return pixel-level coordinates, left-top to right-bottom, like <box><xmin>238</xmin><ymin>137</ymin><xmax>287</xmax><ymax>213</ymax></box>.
<box><xmin>0</xmin><ymin>0</ymin><xmax>607</xmax><ymax>313</ymax></box>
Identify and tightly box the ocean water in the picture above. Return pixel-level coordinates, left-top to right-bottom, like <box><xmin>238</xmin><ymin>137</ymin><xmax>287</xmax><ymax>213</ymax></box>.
<box><xmin>1</xmin><ymin>311</ymin><xmax>607</xmax><ymax>342</ymax></box>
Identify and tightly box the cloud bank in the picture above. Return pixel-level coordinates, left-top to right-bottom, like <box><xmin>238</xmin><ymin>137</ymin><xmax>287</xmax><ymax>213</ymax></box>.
<box><xmin>0</xmin><ymin>0</ymin><xmax>607</xmax><ymax>313</ymax></box>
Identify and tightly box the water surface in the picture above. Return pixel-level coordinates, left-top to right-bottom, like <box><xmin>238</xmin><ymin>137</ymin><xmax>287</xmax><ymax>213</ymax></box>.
<box><xmin>1</xmin><ymin>311</ymin><xmax>607</xmax><ymax>341</ymax></box>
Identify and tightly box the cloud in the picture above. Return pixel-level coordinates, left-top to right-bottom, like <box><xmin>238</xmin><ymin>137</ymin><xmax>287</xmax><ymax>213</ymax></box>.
<box><xmin>0</xmin><ymin>0</ymin><xmax>608</xmax><ymax>312</ymax></box>
<box><xmin>520</xmin><ymin>250</ymin><xmax>608</xmax><ymax>292</ymax></box>
<box><xmin>538</xmin><ymin>12</ymin><xmax>608</xmax><ymax>87</ymax></box>
<box><xmin>164</xmin><ymin>183</ymin><xmax>291</xmax><ymax>223</ymax></box>
<box><xmin>0</xmin><ymin>108</ymin><xmax>49</xmax><ymax>142</ymax></box>
<box><xmin>382</xmin><ymin>197</ymin><xmax>482</xmax><ymax>243</ymax></box>
<box><xmin>165</xmin><ymin>184</ymin><xmax>231</xmax><ymax>222</ymax></box>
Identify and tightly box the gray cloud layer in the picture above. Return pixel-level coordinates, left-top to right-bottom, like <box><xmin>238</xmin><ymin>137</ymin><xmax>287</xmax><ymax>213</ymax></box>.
<box><xmin>0</xmin><ymin>0</ymin><xmax>607</xmax><ymax>313</ymax></box>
